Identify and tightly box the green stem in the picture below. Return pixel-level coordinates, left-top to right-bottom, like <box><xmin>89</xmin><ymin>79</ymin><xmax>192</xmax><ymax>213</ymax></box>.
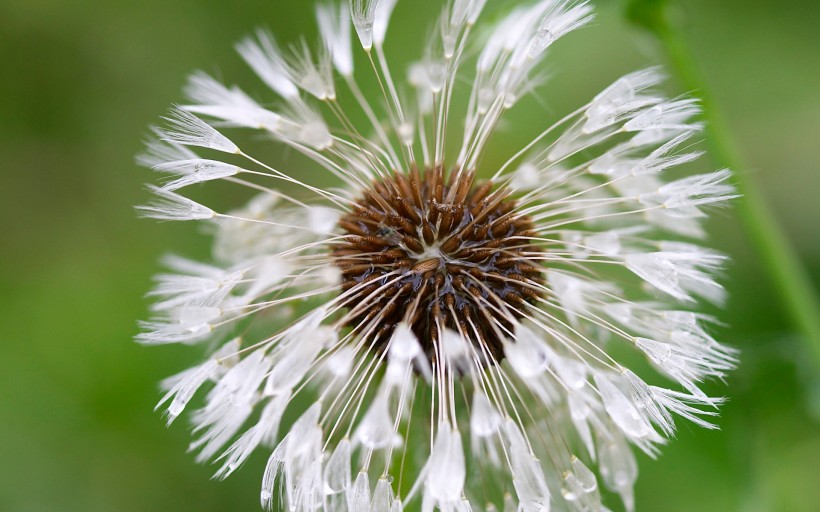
<box><xmin>627</xmin><ymin>0</ymin><xmax>820</xmax><ymax>362</ymax></box>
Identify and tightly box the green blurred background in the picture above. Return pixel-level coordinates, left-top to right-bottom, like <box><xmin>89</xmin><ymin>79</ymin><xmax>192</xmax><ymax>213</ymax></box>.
<box><xmin>1</xmin><ymin>0</ymin><xmax>819</xmax><ymax>510</ymax></box>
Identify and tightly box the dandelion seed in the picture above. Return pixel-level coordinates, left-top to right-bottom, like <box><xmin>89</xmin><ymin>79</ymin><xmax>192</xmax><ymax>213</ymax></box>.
<box><xmin>138</xmin><ymin>1</ymin><xmax>736</xmax><ymax>510</ymax></box>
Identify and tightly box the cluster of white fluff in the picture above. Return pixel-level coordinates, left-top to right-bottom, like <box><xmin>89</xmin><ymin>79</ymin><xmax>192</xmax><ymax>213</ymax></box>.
<box><xmin>137</xmin><ymin>1</ymin><xmax>736</xmax><ymax>511</ymax></box>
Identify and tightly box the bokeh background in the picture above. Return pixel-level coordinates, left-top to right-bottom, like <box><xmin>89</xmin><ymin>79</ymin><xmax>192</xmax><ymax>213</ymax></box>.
<box><xmin>2</xmin><ymin>0</ymin><xmax>819</xmax><ymax>510</ymax></box>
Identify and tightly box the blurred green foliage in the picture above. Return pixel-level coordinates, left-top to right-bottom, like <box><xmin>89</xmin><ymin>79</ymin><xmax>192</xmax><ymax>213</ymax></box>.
<box><xmin>1</xmin><ymin>0</ymin><xmax>819</xmax><ymax>511</ymax></box>
<box><xmin>625</xmin><ymin>0</ymin><xmax>667</xmax><ymax>35</ymax></box>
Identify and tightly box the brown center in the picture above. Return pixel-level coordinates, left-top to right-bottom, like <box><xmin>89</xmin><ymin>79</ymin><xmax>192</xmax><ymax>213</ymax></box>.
<box><xmin>332</xmin><ymin>166</ymin><xmax>545</xmax><ymax>366</ymax></box>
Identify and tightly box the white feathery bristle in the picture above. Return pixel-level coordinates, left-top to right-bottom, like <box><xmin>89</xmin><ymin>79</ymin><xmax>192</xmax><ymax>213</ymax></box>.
<box><xmin>567</xmin><ymin>389</ymin><xmax>596</xmax><ymax>458</ymax></box>
<box><xmin>261</xmin><ymin>403</ymin><xmax>322</xmax><ymax>509</ymax></box>
<box><xmin>214</xmin><ymin>391</ymin><xmax>291</xmax><ymax>479</ymax></box>
<box><xmin>185</xmin><ymin>104</ymin><xmax>282</xmax><ymax>131</ymax></box>
<box><xmin>136</xmin><ymin>307</ymin><xmax>220</xmax><ymax>345</ymax></box>
<box><xmin>349</xmin><ymin>472</ymin><xmax>372</xmax><ymax>512</ymax></box>
<box><xmin>510</xmin><ymin>162</ymin><xmax>542</xmax><ymax>190</ymax></box>
<box><xmin>137</xmin><ymin>135</ymin><xmax>198</xmax><ymax>169</ymax></box>
<box><xmin>388</xmin><ymin>323</ymin><xmax>432</xmax><ymax>381</ymax></box>
<box><xmin>458</xmin><ymin>0</ymin><xmax>488</xmax><ymax>26</ymax></box>
<box><xmin>293</xmin><ymin>457</ymin><xmax>324</xmax><ymax>510</ymax></box>
<box><xmin>562</xmin><ymin>456</ymin><xmax>601</xmax><ymax>508</ymax></box>
<box><xmin>210</xmin><ymin>338</ymin><xmax>242</xmax><ymax>373</ymax></box>
<box><xmin>285</xmin><ymin>39</ymin><xmax>336</xmax><ymax>101</ymax></box>
<box><xmin>441</xmin><ymin>0</ymin><xmax>487</xmax><ymax>58</ymax></box>
<box><xmin>551</xmin><ymin>354</ymin><xmax>588</xmax><ymax>391</ymax></box>
<box><xmin>350</xmin><ymin>0</ymin><xmax>378</xmax><ymax>51</ymax></box>
<box><xmin>323</xmin><ymin>345</ymin><xmax>356</xmax><ymax>378</ymax></box>
<box><xmin>505</xmin><ymin>420</ymin><xmax>551</xmax><ymax>512</ymax></box>
<box><xmin>470</xmin><ymin>391</ymin><xmax>501</xmax><ymax>438</ymax></box>
<box><xmin>655</xmin><ymin>169</ymin><xmax>738</xmax><ymax>209</ymax></box>
<box><xmin>651</xmin><ymin>387</ymin><xmax>724</xmax><ymax>431</ymax></box>
<box><xmin>494</xmin><ymin>0</ymin><xmax>593</xmax><ymax>100</ymax></box>
<box><xmin>548</xmin><ymin>272</ymin><xmax>592</xmax><ymax>325</ymax></box>
<box><xmin>278</xmin><ymin>102</ymin><xmax>334</xmax><ymax>150</ymax></box>
<box><xmin>354</xmin><ymin>390</ymin><xmax>395</xmax><ymax>449</ymax></box>
<box><xmin>159</xmin><ymin>108</ymin><xmax>239</xmax><ymax>153</ymax></box>
<box><xmin>640</xmin><ymin>130</ymin><xmax>705</xmax><ymax>173</ymax></box>
<box><xmin>265</xmin><ymin>317</ymin><xmax>334</xmax><ymax>396</ymax></box>
<box><xmin>168</xmin><ymin>301</ymin><xmax>222</xmax><ymax>325</ymax></box>
<box><xmin>507</xmin><ymin>2</ymin><xmax>548</xmax><ymax>67</ymax></box>
<box><xmin>624</xmin><ymin>98</ymin><xmax>701</xmax><ymax>133</ymax></box>
<box><xmin>472</xmin><ymin>2</ymin><xmax>552</xmax><ymax>110</ymax></box>
<box><xmin>323</xmin><ymin>438</ymin><xmax>351</xmax><ymax>494</ymax></box>
<box><xmin>237</xmin><ymin>30</ymin><xmax>299</xmax><ymax>99</ymax></box>
<box><xmin>203</xmin><ymin>350</ymin><xmax>270</xmax><ymax>414</ymax></box>
<box><xmin>372</xmin><ymin>0</ymin><xmax>398</xmax><ymax>47</ymax></box>
<box><xmin>307</xmin><ymin>206</ymin><xmax>341</xmax><ymax>234</ymax></box>
<box><xmin>159</xmin><ymin>254</ymin><xmax>224</xmax><ymax>278</ymax></box>
<box><xmin>646</xmin><ymin>207</ymin><xmax>707</xmax><ymax>238</ymax></box>
<box><xmin>147</xmin><ymin>269</ymin><xmax>243</xmax><ymax>311</ymax></box>
<box><xmin>528</xmin><ymin>1</ymin><xmax>594</xmax><ymax>59</ymax></box>
<box><xmin>440</xmin><ymin>328</ymin><xmax>473</xmax><ymax>374</ymax></box>
<box><xmin>391</xmin><ymin>497</ymin><xmax>404</xmax><ymax>512</ymax></box>
<box><xmin>317</xmin><ymin>264</ymin><xmax>342</xmax><ymax>287</ymax></box>
<box><xmin>426</xmin><ymin>61</ymin><xmax>448</xmax><ymax>94</ymax></box>
<box><xmin>440</xmin><ymin>12</ymin><xmax>460</xmax><ymax>59</ymax></box>
<box><xmin>137</xmin><ymin>185</ymin><xmax>215</xmax><ymax>221</ymax></box>
<box><xmin>589</xmin><ymin>130</ymin><xmax>702</xmax><ymax>178</ymax></box>
<box><xmin>260</xmin><ymin>439</ymin><xmax>286</xmax><ymax>509</ymax></box>
<box><xmin>616</xmin><ymin>171</ymin><xmax>686</xmax><ymax>199</ymax></box>
<box><xmin>584</xmin><ymin>68</ymin><xmax>665</xmax><ymax>133</ymax></box>
<box><xmin>238</xmin><ymin>32</ymin><xmax>336</xmax><ymax>101</ymax></box>
<box><xmin>548</xmin><ymin>121</ymin><xmax>619</xmax><ymax>162</ymax></box>
<box><xmin>622</xmin><ymin>370</ymin><xmax>676</xmax><ymax>436</ymax></box>
<box><xmin>284</xmin><ymin>410</ymin><xmax>323</xmax><ymax>502</ymax></box>
<box><xmin>454</xmin><ymin>499</ymin><xmax>474</xmax><ymax>512</ymax></box>
<box><xmin>372</xmin><ymin>478</ymin><xmax>397</xmax><ymax>511</ymax></box>
<box><xmin>190</xmin><ymin>350</ymin><xmax>271</xmax><ymax>462</ymax></box>
<box><xmin>625</xmin><ymin>250</ymin><xmax>725</xmax><ymax>303</ymax></box>
<box><xmin>398</xmin><ymin>121</ymin><xmax>415</xmax><ymax>145</ymax></box>
<box><xmin>503</xmin><ymin>494</ymin><xmax>518</xmax><ymax>512</ymax></box>
<box><xmin>184</xmin><ymin>71</ymin><xmax>251</xmax><ymax>106</ymax></box>
<box><xmin>476</xmin><ymin>7</ymin><xmax>525</xmax><ymax>73</ymax></box>
<box><xmin>317</xmin><ymin>1</ymin><xmax>354</xmax><ymax>76</ymax></box>
<box><xmin>593</xmin><ymin>67</ymin><xmax>664</xmax><ymax>105</ymax></box>
<box><xmin>585</xmin><ymin>231</ymin><xmax>622</xmax><ymax>256</ymax></box>
<box><xmin>597</xmin><ymin>431</ymin><xmax>638</xmax><ymax>512</ymax></box>
<box><xmin>182</xmin><ymin>72</ymin><xmax>283</xmax><ymax>129</ymax></box>
<box><xmin>634</xmin><ymin>337</ymin><xmax>729</xmax><ymax>396</ymax></box>
<box><xmin>505</xmin><ymin>323</ymin><xmax>551</xmax><ymax>378</ymax></box>
<box><xmin>409</xmin><ymin>60</ymin><xmax>448</xmax><ymax>94</ymax></box>
<box><xmin>424</xmin><ymin>425</ymin><xmax>466</xmax><ymax>508</ymax></box>
<box><xmin>152</xmin><ymin>159</ymin><xmax>239</xmax><ymax>191</ymax></box>
<box><xmin>241</xmin><ymin>255</ymin><xmax>292</xmax><ymax>300</ymax></box>
<box><xmin>156</xmin><ymin>360</ymin><xmax>218</xmax><ymax>423</ymax></box>
<box><xmin>593</xmin><ymin>372</ymin><xmax>656</xmax><ymax>441</ymax></box>
<box><xmin>409</xmin><ymin>68</ymin><xmax>436</xmax><ymax>112</ymax></box>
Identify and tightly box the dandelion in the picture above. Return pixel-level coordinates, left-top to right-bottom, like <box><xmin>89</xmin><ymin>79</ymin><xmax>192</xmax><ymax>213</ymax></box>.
<box><xmin>137</xmin><ymin>0</ymin><xmax>737</xmax><ymax>510</ymax></box>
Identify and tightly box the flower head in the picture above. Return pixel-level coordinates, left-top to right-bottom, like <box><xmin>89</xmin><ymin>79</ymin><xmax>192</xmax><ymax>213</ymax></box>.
<box><xmin>138</xmin><ymin>1</ymin><xmax>736</xmax><ymax>510</ymax></box>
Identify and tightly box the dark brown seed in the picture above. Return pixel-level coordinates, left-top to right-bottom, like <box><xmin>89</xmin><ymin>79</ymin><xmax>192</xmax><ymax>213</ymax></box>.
<box><xmin>332</xmin><ymin>167</ymin><xmax>545</xmax><ymax>367</ymax></box>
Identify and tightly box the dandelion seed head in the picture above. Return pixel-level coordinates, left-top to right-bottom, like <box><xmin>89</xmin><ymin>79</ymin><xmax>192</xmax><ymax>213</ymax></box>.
<box><xmin>137</xmin><ymin>1</ymin><xmax>737</xmax><ymax>510</ymax></box>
